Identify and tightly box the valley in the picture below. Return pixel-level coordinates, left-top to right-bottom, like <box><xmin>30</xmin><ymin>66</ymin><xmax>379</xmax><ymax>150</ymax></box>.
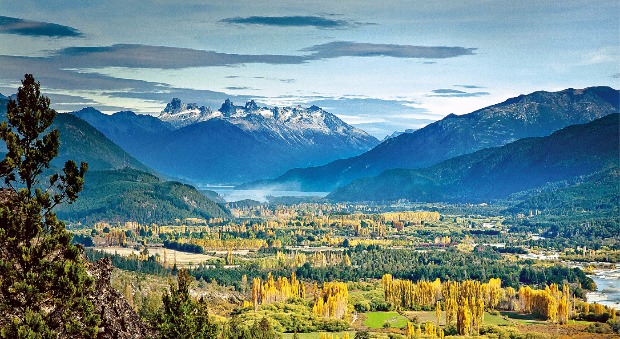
<box><xmin>1</xmin><ymin>78</ymin><xmax>619</xmax><ymax>338</ymax></box>
<box><xmin>74</xmin><ymin>199</ymin><xmax>619</xmax><ymax>338</ymax></box>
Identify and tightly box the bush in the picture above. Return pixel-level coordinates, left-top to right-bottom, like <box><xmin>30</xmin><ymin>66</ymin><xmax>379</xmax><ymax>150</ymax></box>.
<box><xmin>581</xmin><ymin>312</ymin><xmax>611</xmax><ymax>323</ymax></box>
<box><xmin>607</xmin><ymin>318</ymin><xmax>620</xmax><ymax>334</ymax></box>
<box><xmin>443</xmin><ymin>324</ymin><xmax>457</xmax><ymax>336</ymax></box>
<box><xmin>370</xmin><ymin>298</ymin><xmax>393</xmax><ymax>311</ymax></box>
<box><xmin>317</xmin><ymin>319</ymin><xmax>349</xmax><ymax>332</ymax></box>
<box><xmin>585</xmin><ymin>322</ymin><xmax>612</xmax><ymax>334</ymax></box>
<box><xmin>354</xmin><ymin>300</ymin><xmax>371</xmax><ymax>312</ymax></box>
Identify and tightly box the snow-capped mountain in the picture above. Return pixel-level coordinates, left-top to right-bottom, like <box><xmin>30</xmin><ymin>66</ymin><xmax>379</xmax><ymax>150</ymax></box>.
<box><xmin>159</xmin><ymin>98</ymin><xmax>378</xmax><ymax>150</ymax></box>
<box><xmin>71</xmin><ymin>99</ymin><xmax>379</xmax><ymax>184</ymax></box>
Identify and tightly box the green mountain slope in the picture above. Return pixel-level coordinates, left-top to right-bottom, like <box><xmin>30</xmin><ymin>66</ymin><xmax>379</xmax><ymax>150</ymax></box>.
<box><xmin>52</xmin><ymin>113</ymin><xmax>152</xmax><ymax>172</ymax></box>
<box><xmin>2</xmin><ymin>99</ymin><xmax>228</xmax><ymax>223</ymax></box>
<box><xmin>507</xmin><ymin>167</ymin><xmax>619</xmax><ymax>217</ymax></box>
<box><xmin>328</xmin><ymin>114</ymin><xmax>620</xmax><ymax>203</ymax></box>
<box><xmin>57</xmin><ymin>168</ymin><xmax>230</xmax><ymax>224</ymax></box>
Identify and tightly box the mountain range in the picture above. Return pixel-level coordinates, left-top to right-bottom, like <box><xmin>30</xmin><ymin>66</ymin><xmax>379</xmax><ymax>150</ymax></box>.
<box><xmin>74</xmin><ymin>99</ymin><xmax>378</xmax><ymax>184</ymax></box>
<box><xmin>328</xmin><ymin>113</ymin><xmax>619</xmax><ymax>202</ymax></box>
<box><xmin>1</xmin><ymin>96</ymin><xmax>229</xmax><ymax>223</ymax></box>
<box><xmin>242</xmin><ymin>87</ymin><xmax>619</xmax><ymax>192</ymax></box>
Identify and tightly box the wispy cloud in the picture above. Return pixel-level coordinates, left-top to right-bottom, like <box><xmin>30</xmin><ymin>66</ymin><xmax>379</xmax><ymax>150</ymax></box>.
<box><xmin>220</xmin><ymin>15</ymin><xmax>356</xmax><ymax>29</ymax></box>
<box><xmin>0</xmin><ymin>16</ymin><xmax>82</xmax><ymax>37</ymax></box>
<box><xmin>226</xmin><ymin>86</ymin><xmax>256</xmax><ymax>91</ymax></box>
<box><xmin>303</xmin><ymin>41</ymin><xmax>476</xmax><ymax>59</ymax></box>
<box><xmin>455</xmin><ymin>84</ymin><xmax>484</xmax><ymax>89</ymax></box>
<box><xmin>309</xmin><ymin>97</ymin><xmax>434</xmax><ymax>138</ymax></box>
<box><xmin>428</xmin><ymin>88</ymin><xmax>489</xmax><ymax>97</ymax></box>
<box><xmin>56</xmin><ymin>44</ymin><xmax>305</xmax><ymax>69</ymax></box>
<box><xmin>2</xmin><ymin>42</ymin><xmax>476</xmax><ymax>73</ymax></box>
<box><xmin>580</xmin><ymin>46</ymin><xmax>618</xmax><ymax>65</ymax></box>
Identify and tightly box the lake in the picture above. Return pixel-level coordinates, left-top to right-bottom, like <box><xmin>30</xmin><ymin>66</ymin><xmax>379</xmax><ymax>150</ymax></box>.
<box><xmin>204</xmin><ymin>187</ymin><xmax>329</xmax><ymax>203</ymax></box>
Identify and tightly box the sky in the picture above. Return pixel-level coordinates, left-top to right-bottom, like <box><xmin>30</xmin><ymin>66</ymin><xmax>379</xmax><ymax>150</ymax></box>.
<box><xmin>0</xmin><ymin>0</ymin><xmax>618</xmax><ymax>138</ymax></box>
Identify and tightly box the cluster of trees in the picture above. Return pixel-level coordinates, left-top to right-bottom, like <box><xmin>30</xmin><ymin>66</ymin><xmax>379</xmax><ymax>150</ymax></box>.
<box><xmin>250</xmin><ymin>272</ymin><xmax>305</xmax><ymax>310</ymax></box>
<box><xmin>518</xmin><ymin>283</ymin><xmax>570</xmax><ymax>324</ymax></box>
<box><xmin>380</xmin><ymin>274</ymin><xmax>594</xmax><ymax>336</ymax></box>
<box><xmin>86</xmin><ymin>248</ymin><xmax>169</xmax><ymax>276</ymax></box>
<box><xmin>382</xmin><ymin>274</ymin><xmax>442</xmax><ymax>309</ymax></box>
<box><xmin>163</xmin><ymin>240</ymin><xmax>204</xmax><ymax>254</ymax></box>
<box><xmin>319</xmin><ymin>332</ymin><xmax>350</xmax><ymax>339</ymax></box>
<box><xmin>187</xmin><ymin>237</ymin><xmax>268</xmax><ymax>251</ymax></box>
<box><xmin>405</xmin><ymin>321</ymin><xmax>444</xmax><ymax>339</ymax></box>
<box><xmin>312</xmin><ymin>282</ymin><xmax>349</xmax><ymax>319</ymax></box>
<box><xmin>155</xmin><ymin>269</ymin><xmax>280</xmax><ymax>339</ymax></box>
<box><xmin>295</xmin><ymin>247</ymin><xmax>595</xmax><ymax>291</ymax></box>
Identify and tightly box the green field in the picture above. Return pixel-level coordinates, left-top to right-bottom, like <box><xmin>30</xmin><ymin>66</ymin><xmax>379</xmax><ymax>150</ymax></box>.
<box><xmin>402</xmin><ymin>310</ymin><xmax>444</xmax><ymax>325</ymax></box>
<box><xmin>364</xmin><ymin>311</ymin><xmax>409</xmax><ymax>329</ymax></box>
<box><xmin>483</xmin><ymin>312</ymin><xmax>512</xmax><ymax>325</ymax></box>
<box><xmin>500</xmin><ymin>311</ymin><xmax>547</xmax><ymax>325</ymax></box>
<box><xmin>282</xmin><ymin>331</ymin><xmax>355</xmax><ymax>339</ymax></box>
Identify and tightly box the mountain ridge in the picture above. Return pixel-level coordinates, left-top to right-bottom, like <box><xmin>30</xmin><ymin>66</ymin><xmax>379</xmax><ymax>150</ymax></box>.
<box><xmin>159</xmin><ymin>98</ymin><xmax>378</xmax><ymax>151</ymax></box>
<box><xmin>327</xmin><ymin>113</ymin><xmax>620</xmax><ymax>202</ymax></box>
<box><xmin>73</xmin><ymin>99</ymin><xmax>380</xmax><ymax>184</ymax></box>
<box><xmin>241</xmin><ymin>86</ymin><xmax>620</xmax><ymax>191</ymax></box>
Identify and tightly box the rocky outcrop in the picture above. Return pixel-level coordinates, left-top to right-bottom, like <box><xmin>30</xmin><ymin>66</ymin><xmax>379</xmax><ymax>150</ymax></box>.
<box><xmin>85</xmin><ymin>256</ymin><xmax>157</xmax><ymax>338</ymax></box>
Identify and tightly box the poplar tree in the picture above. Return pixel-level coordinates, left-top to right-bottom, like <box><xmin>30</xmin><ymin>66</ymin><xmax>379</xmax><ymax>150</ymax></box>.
<box><xmin>0</xmin><ymin>74</ymin><xmax>97</xmax><ymax>337</ymax></box>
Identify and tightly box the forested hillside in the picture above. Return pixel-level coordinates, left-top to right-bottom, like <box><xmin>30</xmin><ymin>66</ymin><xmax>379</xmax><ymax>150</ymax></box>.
<box><xmin>57</xmin><ymin>168</ymin><xmax>230</xmax><ymax>224</ymax></box>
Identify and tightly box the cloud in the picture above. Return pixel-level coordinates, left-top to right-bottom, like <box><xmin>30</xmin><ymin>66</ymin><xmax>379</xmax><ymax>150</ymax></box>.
<box><xmin>56</xmin><ymin>44</ymin><xmax>305</xmax><ymax>69</ymax></box>
<box><xmin>1</xmin><ymin>42</ymin><xmax>474</xmax><ymax>75</ymax></box>
<box><xmin>580</xmin><ymin>46</ymin><xmax>618</xmax><ymax>65</ymax></box>
<box><xmin>220</xmin><ymin>15</ymin><xmax>354</xmax><ymax>29</ymax></box>
<box><xmin>432</xmin><ymin>89</ymin><xmax>466</xmax><ymax>94</ymax></box>
<box><xmin>428</xmin><ymin>88</ymin><xmax>489</xmax><ymax>97</ymax></box>
<box><xmin>455</xmin><ymin>84</ymin><xmax>484</xmax><ymax>89</ymax></box>
<box><xmin>308</xmin><ymin>97</ymin><xmax>434</xmax><ymax>138</ymax></box>
<box><xmin>0</xmin><ymin>53</ymin><xmax>255</xmax><ymax>114</ymax></box>
<box><xmin>226</xmin><ymin>86</ymin><xmax>256</xmax><ymax>91</ymax></box>
<box><xmin>0</xmin><ymin>16</ymin><xmax>82</xmax><ymax>37</ymax></box>
<box><xmin>303</xmin><ymin>41</ymin><xmax>476</xmax><ymax>59</ymax></box>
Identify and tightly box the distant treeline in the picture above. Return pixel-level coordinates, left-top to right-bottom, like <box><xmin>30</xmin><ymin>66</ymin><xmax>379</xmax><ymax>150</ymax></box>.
<box><xmin>163</xmin><ymin>240</ymin><xmax>204</xmax><ymax>254</ymax></box>
<box><xmin>84</xmin><ymin>248</ymin><xmax>169</xmax><ymax>276</ymax></box>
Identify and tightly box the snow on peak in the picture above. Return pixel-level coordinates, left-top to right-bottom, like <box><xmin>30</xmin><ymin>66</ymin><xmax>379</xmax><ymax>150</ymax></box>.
<box><xmin>158</xmin><ymin>98</ymin><xmax>378</xmax><ymax>148</ymax></box>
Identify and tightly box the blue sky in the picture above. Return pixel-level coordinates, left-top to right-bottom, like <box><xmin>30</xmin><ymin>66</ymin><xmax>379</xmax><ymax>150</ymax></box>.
<box><xmin>0</xmin><ymin>0</ymin><xmax>618</xmax><ymax>138</ymax></box>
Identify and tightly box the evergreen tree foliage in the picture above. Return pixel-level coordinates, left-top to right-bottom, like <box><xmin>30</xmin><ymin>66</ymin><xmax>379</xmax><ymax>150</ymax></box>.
<box><xmin>156</xmin><ymin>269</ymin><xmax>218</xmax><ymax>339</ymax></box>
<box><xmin>0</xmin><ymin>74</ymin><xmax>97</xmax><ymax>337</ymax></box>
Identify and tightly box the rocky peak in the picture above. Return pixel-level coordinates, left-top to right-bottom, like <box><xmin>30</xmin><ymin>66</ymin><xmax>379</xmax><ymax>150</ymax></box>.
<box><xmin>163</xmin><ymin>98</ymin><xmax>182</xmax><ymax>114</ymax></box>
<box><xmin>244</xmin><ymin>100</ymin><xmax>258</xmax><ymax>112</ymax></box>
<box><xmin>219</xmin><ymin>99</ymin><xmax>237</xmax><ymax>116</ymax></box>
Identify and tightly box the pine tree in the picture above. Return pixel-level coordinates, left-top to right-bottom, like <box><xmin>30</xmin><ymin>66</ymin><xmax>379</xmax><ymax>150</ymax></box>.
<box><xmin>157</xmin><ymin>269</ymin><xmax>218</xmax><ymax>339</ymax></box>
<box><xmin>0</xmin><ymin>74</ymin><xmax>98</xmax><ymax>337</ymax></box>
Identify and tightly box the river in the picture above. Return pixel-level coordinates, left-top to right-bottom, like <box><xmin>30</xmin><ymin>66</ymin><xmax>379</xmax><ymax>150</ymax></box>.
<box><xmin>587</xmin><ymin>268</ymin><xmax>620</xmax><ymax>310</ymax></box>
